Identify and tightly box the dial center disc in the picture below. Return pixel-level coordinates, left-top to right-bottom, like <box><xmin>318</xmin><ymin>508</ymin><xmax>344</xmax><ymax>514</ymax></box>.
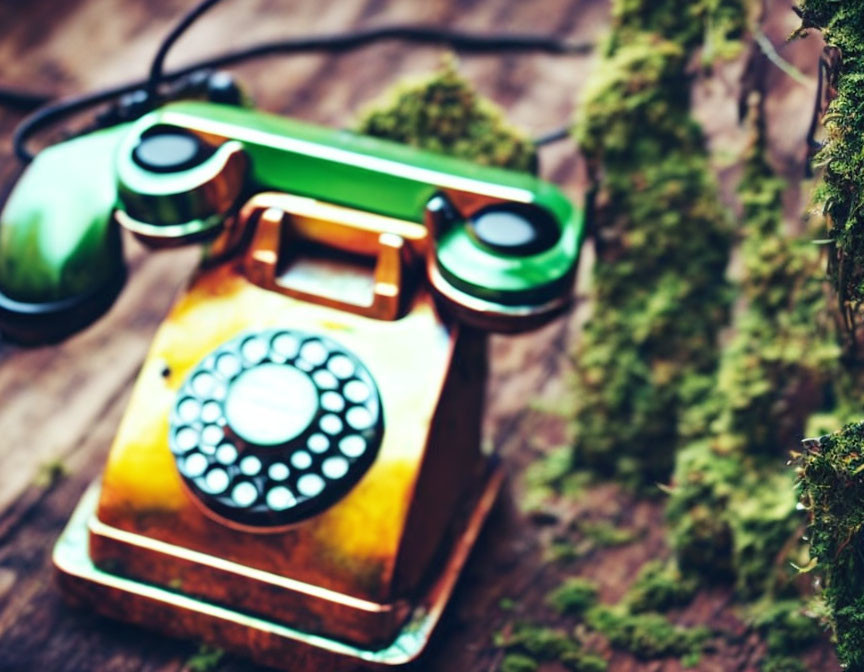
<box><xmin>224</xmin><ymin>363</ymin><xmax>318</xmax><ymax>446</ymax></box>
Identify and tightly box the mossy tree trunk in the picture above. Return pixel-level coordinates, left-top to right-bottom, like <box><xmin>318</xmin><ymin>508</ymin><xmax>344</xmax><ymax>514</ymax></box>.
<box><xmin>570</xmin><ymin>0</ymin><xmax>744</xmax><ymax>488</ymax></box>
<box><xmin>794</xmin><ymin>4</ymin><xmax>864</xmax><ymax>670</ymax></box>
<box><xmin>668</xmin><ymin>84</ymin><xmax>838</xmax><ymax>597</ymax></box>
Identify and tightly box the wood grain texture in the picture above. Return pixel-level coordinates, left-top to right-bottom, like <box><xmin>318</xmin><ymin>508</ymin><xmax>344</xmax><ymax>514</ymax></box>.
<box><xmin>0</xmin><ymin>1</ymin><xmax>841</xmax><ymax>671</ymax></box>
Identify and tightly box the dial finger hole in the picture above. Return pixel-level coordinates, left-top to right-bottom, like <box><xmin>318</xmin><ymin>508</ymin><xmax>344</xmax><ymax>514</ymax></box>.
<box><xmin>307</xmin><ymin>433</ymin><xmax>329</xmax><ymax>453</ymax></box>
<box><xmin>203</xmin><ymin>468</ymin><xmax>229</xmax><ymax>494</ymax></box>
<box><xmin>216</xmin><ymin>353</ymin><xmax>241</xmax><ymax>378</ymax></box>
<box><xmin>339</xmin><ymin>435</ymin><xmax>366</xmax><ymax>458</ymax></box>
<box><xmin>216</xmin><ymin>443</ymin><xmax>238</xmax><ymax>464</ymax></box>
<box><xmin>320</xmin><ymin>414</ymin><xmax>343</xmax><ymax>435</ymax></box>
<box><xmin>241</xmin><ymin>336</ymin><xmax>268</xmax><ymax>364</ymax></box>
<box><xmin>174</xmin><ymin>427</ymin><xmax>199</xmax><ymax>453</ymax></box>
<box><xmin>268</xmin><ymin>462</ymin><xmax>290</xmax><ymax>480</ymax></box>
<box><xmin>183</xmin><ymin>453</ymin><xmax>208</xmax><ymax>477</ymax></box>
<box><xmin>300</xmin><ymin>340</ymin><xmax>328</xmax><ymax>366</ymax></box>
<box><xmin>271</xmin><ymin>332</ymin><xmax>300</xmax><ymax>360</ymax></box>
<box><xmin>346</xmin><ymin>406</ymin><xmax>373</xmax><ymax>430</ymax></box>
<box><xmin>267</xmin><ymin>486</ymin><xmax>297</xmax><ymax>511</ymax></box>
<box><xmin>327</xmin><ymin>355</ymin><xmax>354</xmax><ymax>379</ymax></box>
<box><xmin>201</xmin><ymin>424</ymin><xmax>224</xmax><ymax>446</ymax></box>
<box><xmin>177</xmin><ymin>397</ymin><xmax>201</xmax><ymax>423</ymax></box>
<box><xmin>322</xmin><ymin>456</ymin><xmax>349</xmax><ymax>480</ymax></box>
<box><xmin>313</xmin><ymin>370</ymin><xmax>338</xmax><ymax>389</ymax></box>
<box><xmin>290</xmin><ymin>451</ymin><xmax>312</xmax><ymax>469</ymax></box>
<box><xmin>297</xmin><ymin>473</ymin><xmax>325</xmax><ymax>497</ymax></box>
<box><xmin>321</xmin><ymin>391</ymin><xmax>345</xmax><ymax>412</ymax></box>
<box><xmin>201</xmin><ymin>400</ymin><xmax>222</xmax><ymax>424</ymax></box>
<box><xmin>343</xmin><ymin>380</ymin><xmax>369</xmax><ymax>404</ymax></box>
<box><xmin>231</xmin><ymin>481</ymin><xmax>258</xmax><ymax>507</ymax></box>
<box><xmin>240</xmin><ymin>455</ymin><xmax>262</xmax><ymax>476</ymax></box>
<box><xmin>192</xmin><ymin>372</ymin><xmax>216</xmax><ymax>397</ymax></box>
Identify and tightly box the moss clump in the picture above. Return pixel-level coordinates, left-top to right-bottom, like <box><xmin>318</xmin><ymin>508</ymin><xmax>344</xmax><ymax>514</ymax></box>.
<box><xmin>795</xmin><ymin>424</ymin><xmax>864</xmax><ymax>669</ymax></box>
<box><xmin>356</xmin><ymin>57</ymin><xmax>536</xmax><ymax>172</ymax></box>
<box><xmin>186</xmin><ymin>644</ymin><xmax>224</xmax><ymax>672</ymax></box>
<box><xmin>747</xmin><ymin>599</ymin><xmax>823</xmax><ymax>655</ymax></box>
<box><xmin>668</xmin><ymin>445</ymin><xmax>803</xmax><ymax>599</ymax></box>
<box><xmin>580</xmin><ymin>520</ymin><xmax>638</xmax><ymax>547</ymax></box>
<box><xmin>624</xmin><ymin>560</ymin><xmax>698</xmax><ymax>613</ymax></box>
<box><xmin>698</xmin><ymin>100</ymin><xmax>838</xmax><ymax>455</ymax></box>
<box><xmin>543</xmin><ymin>561</ymin><xmax>707</xmax><ymax>664</ymax></box>
<box><xmin>586</xmin><ymin>605</ymin><xmax>711</xmax><ymax>660</ymax></box>
<box><xmin>495</xmin><ymin>623</ymin><xmax>580</xmax><ymax>659</ymax></box>
<box><xmin>613</xmin><ymin>0</ymin><xmax>746</xmax><ymax>60</ymax></box>
<box><xmin>544</xmin><ymin>519</ymin><xmax>639</xmax><ymax>562</ymax></box>
<box><xmin>789</xmin><ymin>8</ymin><xmax>864</xmax><ymax>666</ymax></box>
<box><xmin>570</xmin><ymin>0</ymin><xmax>741</xmax><ymax>489</ymax></box>
<box><xmin>666</xmin><ymin>442</ymin><xmax>738</xmax><ymax>580</ymax></box>
<box><xmin>520</xmin><ymin>447</ymin><xmax>592</xmax><ymax>515</ymax></box>
<box><xmin>494</xmin><ymin>624</ymin><xmax>608</xmax><ymax>672</ymax></box>
<box><xmin>34</xmin><ymin>457</ymin><xmax>69</xmax><ymax>488</ymax></box>
<box><xmin>798</xmin><ymin>2</ymin><xmax>864</xmax><ymax>359</ymax></box>
<box><xmin>666</xmin><ymin>93</ymin><xmax>837</xmax><ymax>599</ymax></box>
<box><xmin>500</xmin><ymin>653</ymin><xmax>538</xmax><ymax>672</ymax></box>
<box><xmin>562</xmin><ymin>653</ymin><xmax>608</xmax><ymax>672</ymax></box>
<box><xmin>547</xmin><ymin>577</ymin><xmax>599</xmax><ymax>616</ymax></box>
<box><xmin>761</xmin><ymin>657</ymin><xmax>807</xmax><ymax>672</ymax></box>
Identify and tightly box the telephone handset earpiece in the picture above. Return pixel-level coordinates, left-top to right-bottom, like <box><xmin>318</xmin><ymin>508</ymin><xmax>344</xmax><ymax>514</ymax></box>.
<box><xmin>426</xmin><ymin>193</ymin><xmax>579</xmax><ymax>332</ymax></box>
<box><xmin>115</xmin><ymin>123</ymin><xmax>248</xmax><ymax>247</ymax></box>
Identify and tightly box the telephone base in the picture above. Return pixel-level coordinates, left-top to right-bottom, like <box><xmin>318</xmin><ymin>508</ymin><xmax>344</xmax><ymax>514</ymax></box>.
<box><xmin>53</xmin><ymin>465</ymin><xmax>504</xmax><ymax>671</ymax></box>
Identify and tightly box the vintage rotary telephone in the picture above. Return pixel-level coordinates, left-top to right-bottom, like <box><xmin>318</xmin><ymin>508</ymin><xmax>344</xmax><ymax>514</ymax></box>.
<box><xmin>0</xmin><ymin>6</ymin><xmax>585</xmax><ymax>670</ymax></box>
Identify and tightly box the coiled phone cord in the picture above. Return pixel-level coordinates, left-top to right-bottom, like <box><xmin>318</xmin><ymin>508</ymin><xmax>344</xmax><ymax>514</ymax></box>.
<box><xmin>10</xmin><ymin>0</ymin><xmax>590</xmax><ymax>164</ymax></box>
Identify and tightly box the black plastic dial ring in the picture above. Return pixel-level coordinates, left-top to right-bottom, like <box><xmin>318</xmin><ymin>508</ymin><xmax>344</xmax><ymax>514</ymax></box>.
<box><xmin>169</xmin><ymin>328</ymin><xmax>384</xmax><ymax>530</ymax></box>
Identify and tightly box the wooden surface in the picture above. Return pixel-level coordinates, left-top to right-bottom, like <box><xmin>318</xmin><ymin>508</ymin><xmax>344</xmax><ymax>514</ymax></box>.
<box><xmin>0</xmin><ymin>1</ymin><xmax>841</xmax><ymax>671</ymax></box>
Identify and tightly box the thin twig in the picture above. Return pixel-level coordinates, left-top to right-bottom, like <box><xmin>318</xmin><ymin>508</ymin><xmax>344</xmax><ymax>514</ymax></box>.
<box><xmin>754</xmin><ymin>27</ymin><xmax>811</xmax><ymax>86</ymax></box>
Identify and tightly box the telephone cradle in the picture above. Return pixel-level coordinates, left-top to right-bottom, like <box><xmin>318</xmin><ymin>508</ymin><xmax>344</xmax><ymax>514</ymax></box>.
<box><xmin>0</xmin><ymin>101</ymin><xmax>583</xmax><ymax>670</ymax></box>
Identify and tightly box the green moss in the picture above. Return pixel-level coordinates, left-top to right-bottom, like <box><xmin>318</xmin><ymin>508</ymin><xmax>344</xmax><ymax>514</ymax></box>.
<box><xmin>500</xmin><ymin>653</ymin><xmax>538</xmax><ymax>672</ymax></box>
<box><xmin>186</xmin><ymin>644</ymin><xmax>224</xmax><ymax>672</ymax></box>
<box><xmin>612</xmin><ymin>0</ymin><xmax>747</xmax><ymax>59</ymax></box>
<box><xmin>34</xmin><ymin>458</ymin><xmax>68</xmax><ymax>488</ymax></box>
<box><xmin>624</xmin><ymin>560</ymin><xmax>698</xmax><ymax>613</ymax></box>
<box><xmin>707</xmin><ymin>104</ymin><xmax>838</xmax><ymax>456</ymax></box>
<box><xmin>495</xmin><ymin>623</ymin><xmax>580</xmax><ymax>659</ymax></box>
<box><xmin>579</xmin><ymin>520</ymin><xmax>638</xmax><ymax>547</ymax></box>
<box><xmin>796</xmin><ymin>424</ymin><xmax>864</xmax><ymax>669</ymax></box>
<box><xmin>547</xmin><ymin>577</ymin><xmax>599</xmax><ymax>616</ymax></box>
<box><xmin>561</xmin><ymin>652</ymin><xmax>608</xmax><ymax>672</ymax></box>
<box><xmin>666</xmin><ymin>94</ymin><xmax>836</xmax><ymax>599</ymax></box>
<box><xmin>499</xmin><ymin>597</ymin><xmax>517</xmax><ymax>612</ymax></box>
<box><xmin>747</xmin><ymin>599</ymin><xmax>823</xmax><ymax>655</ymax></box>
<box><xmin>356</xmin><ymin>57</ymin><xmax>536</xmax><ymax>172</ymax></box>
<box><xmin>586</xmin><ymin>605</ymin><xmax>710</xmax><ymax>660</ymax></box>
<box><xmin>798</xmin><ymin>2</ymin><xmax>864</xmax><ymax>359</ymax></box>
<box><xmin>761</xmin><ymin>657</ymin><xmax>807</xmax><ymax>672</ymax></box>
<box><xmin>792</xmin><ymin>8</ymin><xmax>864</xmax><ymax>664</ymax></box>
<box><xmin>545</xmin><ymin>540</ymin><xmax>587</xmax><ymax>562</ymax></box>
<box><xmin>681</xmin><ymin>651</ymin><xmax>702</xmax><ymax>668</ymax></box>
<box><xmin>520</xmin><ymin>447</ymin><xmax>593</xmax><ymax>514</ymax></box>
<box><xmin>495</xmin><ymin>623</ymin><xmax>608</xmax><ymax>671</ymax></box>
<box><xmin>668</xmin><ymin>444</ymin><xmax>803</xmax><ymax>599</ymax></box>
<box><xmin>666</xmin><ymin>442</ymin><xmax>738</xmax><ymax>580</ymax></box>
<box><xmin>730</xmin><ymin>470</ymin><xmax>803</xmax><ymax>598</ymax></box>
<box><xmin>570</xmin><ymin>0</ymin><xmax>736</xmax><ymax>489</ymax></box>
